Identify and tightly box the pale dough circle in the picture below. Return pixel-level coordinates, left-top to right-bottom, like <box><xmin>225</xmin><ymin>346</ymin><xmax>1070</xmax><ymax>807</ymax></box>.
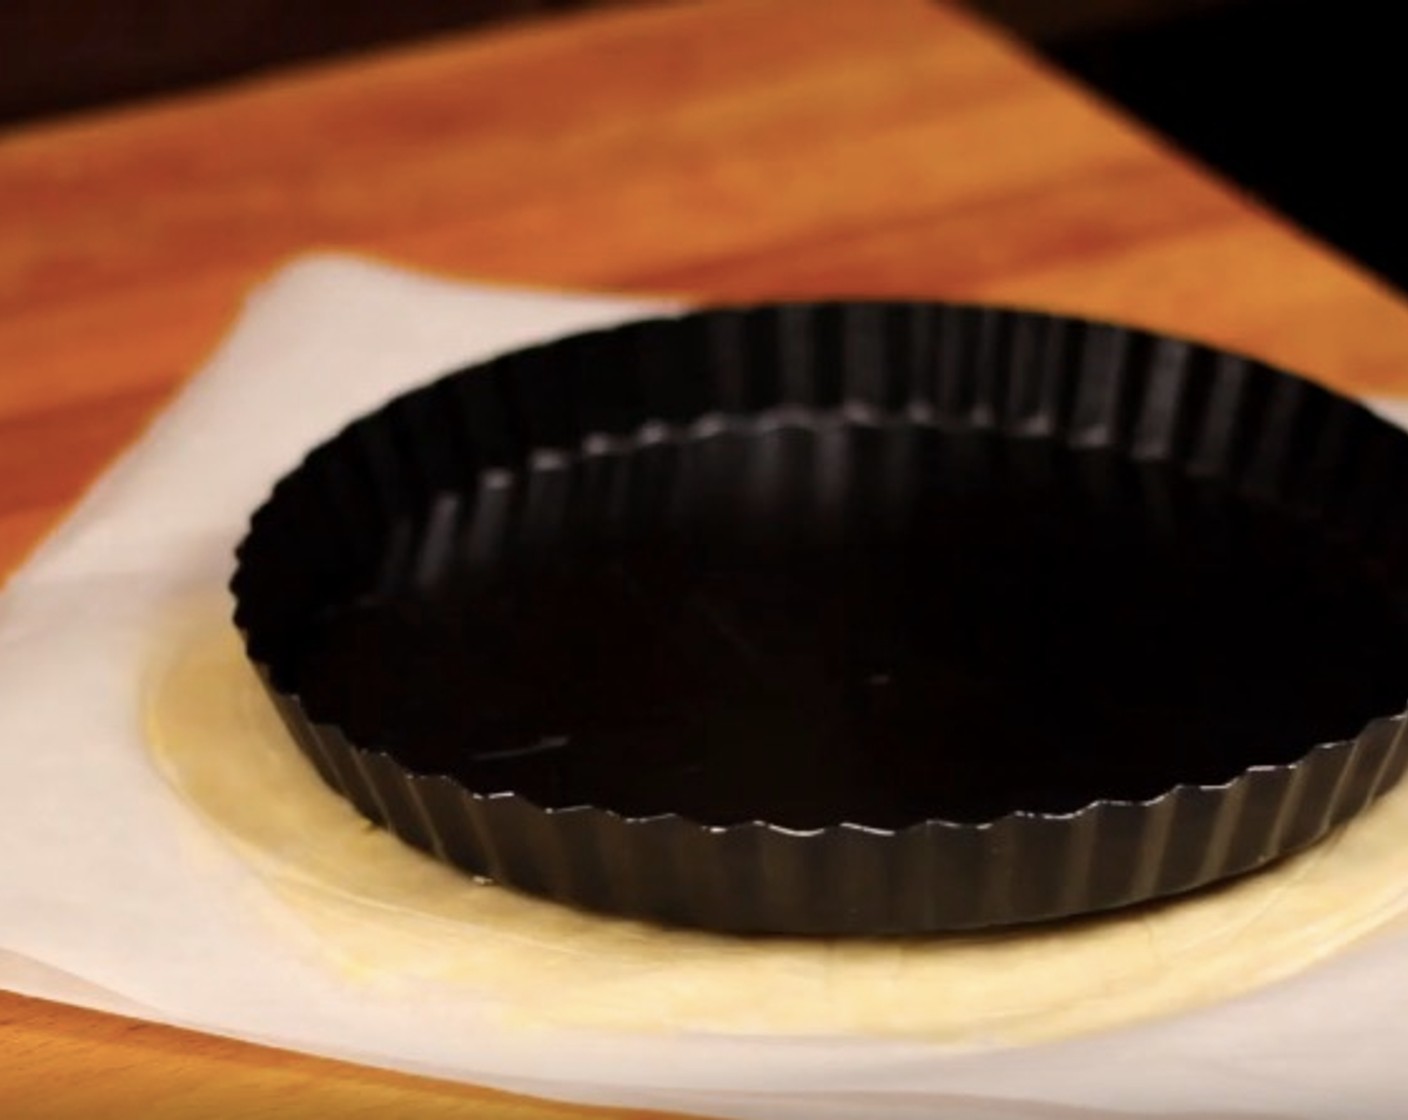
<box><xmin>144</xmin><ymin>598</ymin><xmax>1408</xmax><ymax>1044</ymax></box>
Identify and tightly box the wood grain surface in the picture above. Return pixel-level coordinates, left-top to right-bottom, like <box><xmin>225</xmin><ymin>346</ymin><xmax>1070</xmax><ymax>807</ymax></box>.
<box><xmin>2</xmin><ymin>0</ymin><xmax>1407</xmax><ymax>1115</ymax></box>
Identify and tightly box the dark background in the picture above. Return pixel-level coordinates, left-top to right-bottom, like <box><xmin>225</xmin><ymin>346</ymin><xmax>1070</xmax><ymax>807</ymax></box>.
<box><xmin>2</xmin><ymin>0</ymin><xmax>1401</xmax><ymax>291</ymax></box>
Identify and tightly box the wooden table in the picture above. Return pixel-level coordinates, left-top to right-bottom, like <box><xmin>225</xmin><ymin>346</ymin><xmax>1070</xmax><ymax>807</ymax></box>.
<box><xmin>3</xmin><ymin>0</ymin><xmax>1407</xmax><ymax>1115</ymax></box>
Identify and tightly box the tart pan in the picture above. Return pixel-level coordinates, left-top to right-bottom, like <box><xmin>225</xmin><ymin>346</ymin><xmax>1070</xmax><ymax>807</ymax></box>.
<box><xmin>232</xmin><ymin>303</ymin><xmax>1408</xmax><ymax>933</ymax></box>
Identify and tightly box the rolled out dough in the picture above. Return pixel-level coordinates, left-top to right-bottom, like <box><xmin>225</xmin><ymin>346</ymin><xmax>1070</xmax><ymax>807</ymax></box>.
<box><xmin>144</xmin><ymin>598</ymin><xmax>1408</xmax><ymax>1045</ymax></box>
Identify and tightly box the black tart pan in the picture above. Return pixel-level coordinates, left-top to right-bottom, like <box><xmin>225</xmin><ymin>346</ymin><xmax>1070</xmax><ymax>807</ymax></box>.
<box><xmin>232</xmin><ymin>303</ymin><xmax>1408</xmax><ymax>934</ymax></box>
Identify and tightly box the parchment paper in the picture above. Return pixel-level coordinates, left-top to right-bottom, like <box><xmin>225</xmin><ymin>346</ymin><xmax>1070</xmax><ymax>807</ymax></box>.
<box><xmin>3</xmin><ymin>254</ymin><xmax>1406</xmax><ymax>1119</ymax></box>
